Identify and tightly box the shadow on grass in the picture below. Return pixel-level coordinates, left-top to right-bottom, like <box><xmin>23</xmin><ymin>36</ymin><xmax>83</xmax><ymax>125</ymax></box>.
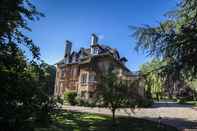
<box><xmin>46</xmin><ymin>110</ymin><xmax>178</xmax><ymax>131</ymax></box>
<box><xmin>141</xmin><ymin>116</ymin><xmax>197</xmax><ymax>130</ymax></box>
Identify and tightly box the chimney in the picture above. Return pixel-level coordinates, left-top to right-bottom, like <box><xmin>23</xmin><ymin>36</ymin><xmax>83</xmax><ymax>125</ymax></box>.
<box><xmin>79</xmin><ymin>48</ymin><xmax>85</xmax><ymax>59</ymax></box>
<box><xmin>65</xmin><ymin>40</ymin><xmax>72</xmax><ymax>57</ymax></box>
<box><xmin>91</xmin><ymin>33</ymin><xmax>99</xmax><ymax>54</ymax></box>
<box><xmin>91</xmin><ymin>33</ymin><xmax>98</xmax><ymax>46</ymax></box>
<box><xmin>64</xmin><ymin>40</ymin><xmax>72</xmax><ymax>64</ymax></box>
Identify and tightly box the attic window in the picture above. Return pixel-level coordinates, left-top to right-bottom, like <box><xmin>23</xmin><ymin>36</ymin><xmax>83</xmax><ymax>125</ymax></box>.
<box><xmin>72</xmin><ymin>55</ymin><xmax>77</xmax><ymax>63</ymax></box>
<box><xmin>93</xmin><ymin>48</ymin><xmax>99</xmax><ymax>55</ymax></box>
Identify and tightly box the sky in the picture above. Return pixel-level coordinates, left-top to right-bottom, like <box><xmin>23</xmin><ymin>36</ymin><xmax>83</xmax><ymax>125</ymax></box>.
<box><xmin>27</xmin><ymin>0</ymin><xmax>177</xmax><ymax>71</ymax></box>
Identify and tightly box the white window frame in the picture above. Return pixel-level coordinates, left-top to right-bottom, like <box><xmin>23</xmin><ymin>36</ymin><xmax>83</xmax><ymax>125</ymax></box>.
<box><xmin>93</xmin><ymin>48</ymin><xmax>99</xmax><ymax>55</ymax></box>
<box><xmin>80</xmin><ymin>73</ymin><xmax>87</xmax><ymax>84</ymax></box>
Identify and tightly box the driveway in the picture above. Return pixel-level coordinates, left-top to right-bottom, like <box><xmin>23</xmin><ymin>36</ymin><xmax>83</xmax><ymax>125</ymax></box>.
<box><xmin>63</xmin><ymin>101</ymin><xmax>197</xmax><ymax>130</ymax></box>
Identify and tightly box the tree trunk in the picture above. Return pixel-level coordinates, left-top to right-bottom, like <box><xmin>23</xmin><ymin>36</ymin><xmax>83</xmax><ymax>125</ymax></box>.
<box><xmin>112</xmin><ymin>109</ymin><xmax>116</xmax><ymax>125</ymax></box>
<box><xmin>193</xmin><ymin>91</ymin><xmax>196</xmax><ymax>101</ymax></box>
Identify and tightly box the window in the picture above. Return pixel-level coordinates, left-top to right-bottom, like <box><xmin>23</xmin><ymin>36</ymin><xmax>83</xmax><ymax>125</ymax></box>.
<box><xmin>80</xmin><ymin>73</ymin><xmax>87</xmax><ymax>84</ymax></box>
<box><xmin>89</xmin><ymin>74</ymin><xmax>96</xmax><ymax>82</ymax></box>
<box><xmin>72</xmin><ymin>56</ymin><xmax>76</xmax><ymax>63</ymax></box>
<box><xmin>60</xmin><ymin>68</ymin><xmax>65</xmax><ymax>79</ymax></box>
<box><xmin>93</xmin><ymin>48</ymin><xmax>99</xmax><ymax>55</ymax></box>
<box><xmin>72</xmin><ymin>68</ymin><xmax>78</xmax><ymax>77</ymax></box>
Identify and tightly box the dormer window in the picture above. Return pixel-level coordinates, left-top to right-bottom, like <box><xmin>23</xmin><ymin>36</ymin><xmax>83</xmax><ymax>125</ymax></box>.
<box><xmin>72</xmin><ymin>53</ymin><xmax>77</xmax><ymax>63</ymax></box>
<box><xmin>93</xmin><ymin>47</ymin><xmax>99</xmax><ymax>55</ymax></box>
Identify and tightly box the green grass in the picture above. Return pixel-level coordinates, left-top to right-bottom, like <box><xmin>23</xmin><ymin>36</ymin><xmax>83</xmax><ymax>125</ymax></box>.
<box><xmin>35</xmin><ymin>111</ymin><xmax>178</xmax><ymax>131</ymax></box>
<box><xmin>177</xmin><ymin>99</ymin><xmax>197</xmax><ymax>106</ymax></box>
<box><xmin>186</xmin><ymin>101</ymin><xmax>197</xmax><ymax>106</ymax></box>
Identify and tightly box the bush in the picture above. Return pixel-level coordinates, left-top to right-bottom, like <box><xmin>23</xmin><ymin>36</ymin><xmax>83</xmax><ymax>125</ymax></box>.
<box><xmin>64</xmin><ymin>92</ymin><xmax>77</xmax><ymax>105</ymax></box>
<box><xmin>135</xmin><ymin>99</ymin><xmax>153</xmax><ymax>108</ymax></box>
<box><xmin>76</xmin><ymin>98</ymin><xmax>96</xmax><ymax>107</ymax></box>
<box><xmin>177</xmin><ymin>98</ymin><xmax>197</xmax><ymax>106</ymax></box>
<box><xmin>177</xmin><ymin>99</ymin><xmax>185</xmax><ymax>104</ymax></box>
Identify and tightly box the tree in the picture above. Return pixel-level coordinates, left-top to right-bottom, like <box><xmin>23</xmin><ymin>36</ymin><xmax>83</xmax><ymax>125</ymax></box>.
<box><xmin>0</xmin><ymin>0</ymin><xmax>44</xmax><ymax>58</ymax></box>
<box><xmin>187</xmin><ymin>79</ymin><xmax>197</xmax><ymax>100</ymax></box>
<box><xmin>95</xmin><ymin>68</ymin><xmax>140</xmax><ymax>125</ymax></box>
<box><xmin>132</xmin><ymin>0</ymin><xmax>197</xmax><ymax>80</ymax></box>
<box><xmin>39</xmin><ymin>63</ymin><xmax>56</xmax><ymax>96</ymax></box>
<box><xmin>140</xmin><ymin>59</ymin><xmax>164</xmax><ymax>100</ymax></box>
<box><xmin>0</xmin><ymin>0</ymin><xmax>59</xmax><ymax>130</ymax></box>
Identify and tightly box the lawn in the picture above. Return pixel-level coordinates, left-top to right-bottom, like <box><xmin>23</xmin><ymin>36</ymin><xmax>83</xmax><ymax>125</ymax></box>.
<box><xmin>185</xmin><ymin>101</ymin><xmax>197</xmax><ymax>106</ymax></box>
<box><xmin>35</xmin><ymin>110</ymin><xmax>178</xmax><ymax>131</ymax></box>
<box><xmin>177</xmin><ymin>99</ymin><xmax>197</xmax><ymax>106</ymax></box>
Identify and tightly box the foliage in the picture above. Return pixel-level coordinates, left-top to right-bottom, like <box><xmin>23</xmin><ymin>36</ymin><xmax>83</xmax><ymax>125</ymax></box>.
<box><xmin>187</xmin><ymin>79</ymin><xmax>197</xmax><ymax>92</ymax></box>
<box><xmin>0</xmin><ymin>0</ymin><xmax>59</xmax><ymax>130</ymax></box>
<box><xmin>140</xmin><ymin>59</ymin><xmax>165</xmax><ymax>100</ymax></box>
<box><xmin>39</xmin><ymin>63</ymin><xmax>56</xmax><ymax>96</ymax></box>
<box><xmin>177</xmin><ymin>99</ymin><xmax>197</xmax><ymax>106</ymax></box>
<box><xmin>95</xmin><ymin>68</ymin><xmax>140</xmax><ymax>124</ymax></box>
<box><xmin>0</xmin><ymin>58</ymin><xmax>59</xmax><ymax>130</ymax></box>
<box><xmin>64</xmin><ymin>92</ymin><xmax>77</xmax><ymax>105</ymax></box>
<box><xmin>0</xmin><ymin>0</ymin><xmax>44</xmax><ymax>59</ymax></box>
<box><xmin>135</xmin><ymin>99</ymin><xmax>154</xmax><ymax>108</ymax></box>
<box><xmin>75</xmin><ymin>98</ymin><xmax>96</xmax><ymax>107</ymax></box>
<box><xmin>185</xmin><ymin>79</ymin><xmax>197</xmax><ymax>100</ymax></box>
<box><xmin>132</xmin><ymin>0</ymin><xmax>197</xmax><ymax>80</ymax></box>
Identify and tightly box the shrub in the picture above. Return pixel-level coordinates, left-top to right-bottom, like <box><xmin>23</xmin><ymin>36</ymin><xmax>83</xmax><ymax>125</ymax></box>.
<box><xmin>177</xmin><ymin>98</ymin><xmax>197</xmax><ymax>106</ymax></box>
<box><xmin>135</xmin><ymin>99</ymin><xmax>153</xmax><ymax>108</ymax></box>
<box><xmin>75</xmin><ymin>98</ymin><xmax>84</xmax><ymax>106</ymax></box>
<box><xmin>76</xmin><ymin>98</ymin><xmax>96</xmax><ymax>107</ymax></box>
<box><xmin>64</xmin><ymin>92</ymin><xmax>77</xmax><ymax>105</ymax></box>
<box><xmin>177</xmin><ymin>99</ymin><xmax>185</xmax><ymax>104</ymax></box>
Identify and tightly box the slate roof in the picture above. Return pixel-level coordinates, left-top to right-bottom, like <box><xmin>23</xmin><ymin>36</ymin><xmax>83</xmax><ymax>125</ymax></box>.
<box><xmin>55</xmin><ymin>42</ymin><xmax>131</xmax><ymax>72</ymax></box>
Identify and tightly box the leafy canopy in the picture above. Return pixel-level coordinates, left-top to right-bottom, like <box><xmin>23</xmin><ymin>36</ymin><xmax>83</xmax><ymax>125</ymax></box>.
<box><xmin>95</xmin><ymin>67</ymin><xmax>140</xmax><ymax>124</ymax></box>
<box><xmin>0</xmin><ymin>0</ymin><xmax>59</xmax><ymax>130</ymax></box>
<box><xmin>140</xmin><ymin>59</ymin><xmax>164</xmax><ymax>99</ymax></box>
<box><xmin>132</xmin><ymin>0</ymin><xmax>197</xmax><ymax>80</ymax></box>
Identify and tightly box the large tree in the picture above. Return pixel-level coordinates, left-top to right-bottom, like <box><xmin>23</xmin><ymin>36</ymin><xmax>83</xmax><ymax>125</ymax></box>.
<box><xmin>0</xmin><ymin>0</ymin><xmax>43</xmax><ymax>58</ymax></box>
<box><xmin>0</xmin><ymin>0</ymin><xmax>58</xmax><ymax>130</ymax></box>
<box><xmin>132</xmin><ymin>0</ymin><xmax>197</xmax><ymax>80</ymax></box>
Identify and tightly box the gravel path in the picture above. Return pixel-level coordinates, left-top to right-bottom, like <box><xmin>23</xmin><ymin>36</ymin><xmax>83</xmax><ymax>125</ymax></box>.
<box><xmin>63</xmin><ymin>102</ymin><xmax>197</xmax><ymax>130</ymax></box>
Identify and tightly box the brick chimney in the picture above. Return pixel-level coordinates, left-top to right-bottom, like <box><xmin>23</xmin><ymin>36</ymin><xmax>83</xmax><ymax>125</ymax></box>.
<box><xmin>79</xmin><ymin>47</ymin><xmax>85</xmax><ymax>59</ymax></box>
<box><xmin>91</xmin><ymin>33</ymin><xmax>98</xmax><ymax>54</ymax></box>
<box><xmin>91</xmin><ymin>33</ymin><xmax>98</xmax><ymax>46</ymax></box>
<box><xmin>64</xmin><ymin>40</ymin><xmax>72</xmax><ymax>64</ymax></box>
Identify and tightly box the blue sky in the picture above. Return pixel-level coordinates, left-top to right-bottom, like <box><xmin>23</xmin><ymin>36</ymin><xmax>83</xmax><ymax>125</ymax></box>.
<box><xmin>27</xmin><ymin>0</ymin><xmax>177</xmax><ymax>71</ymax></box>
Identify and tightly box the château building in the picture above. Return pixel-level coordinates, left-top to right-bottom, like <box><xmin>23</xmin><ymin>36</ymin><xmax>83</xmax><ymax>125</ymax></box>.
<box><xmin>54</xmin><ymin>34</ymin><xmax>144</xmax><ymax>99</ymax></box>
